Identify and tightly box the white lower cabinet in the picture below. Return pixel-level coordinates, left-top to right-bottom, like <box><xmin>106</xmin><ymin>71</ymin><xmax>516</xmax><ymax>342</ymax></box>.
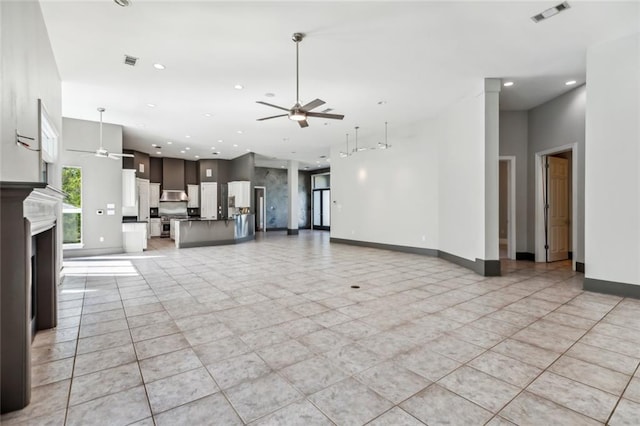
<box><xmin>149</xmin><ymin>218</ymin><xmax>161</xmax><ymax>237</ymax></box>
<box><xmin>122</xmin><ymin>222</ymin><xmax>147</xmax><ymax>252</ymax></box>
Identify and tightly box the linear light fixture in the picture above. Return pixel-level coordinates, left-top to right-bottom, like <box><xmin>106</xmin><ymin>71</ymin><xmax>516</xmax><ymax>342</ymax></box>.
<box><xmin>531</xmin><ymin>2</ymin><xmax>571</xmax><ymax>23</ymax></box>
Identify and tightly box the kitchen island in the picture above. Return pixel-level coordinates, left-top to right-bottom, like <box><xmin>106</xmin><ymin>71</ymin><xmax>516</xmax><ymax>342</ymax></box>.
<box><xmin>174</xmin><ymin>214</ymin><xmax>255</xmax><ymax>248</ymax></box>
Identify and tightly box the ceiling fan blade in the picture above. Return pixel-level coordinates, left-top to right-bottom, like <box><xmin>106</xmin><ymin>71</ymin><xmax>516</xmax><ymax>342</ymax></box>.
<box><xmin>107</xmin><ymin>154</ymin><xmax>120</xmax><ymax>160</ymax></box>
<box><xmin>109</xmin><ymin>153</ymin><xmax>134</xmax><ymax>158</ymax></box>
<box><xmin>67</xmin><ymin>148</ymin><xmax>96</xmax><ymax>154</ymax></box>
<box><xmin>298</xmin><ymin>120</ymin><xmax>309</xmax><ymax>128</ymax></box>
<box><xmin>257</xmin><ymin>114</ymin><xmax>289</xmax><ymax>121</ymax></box>
<box><xmin>301</xmin><ymin>98</ymin><xmax>325</xmax><ymax>112</ymax></box>
<box><xmin>306</xmin><ymin>112</ymin><xmax>345</xmax><ymax>120</ymax></box>
<box><xmin>256</xmin><ymin>101</ymin><xmax>290</xmax><ymax>112</ymax></box>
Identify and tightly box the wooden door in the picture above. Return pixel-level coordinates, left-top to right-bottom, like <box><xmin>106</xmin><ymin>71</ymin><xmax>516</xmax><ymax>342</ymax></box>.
<box><xmin>547</xmin><ymin>156</ymin><xmax>569</xmax><ymax>262</ymax></box>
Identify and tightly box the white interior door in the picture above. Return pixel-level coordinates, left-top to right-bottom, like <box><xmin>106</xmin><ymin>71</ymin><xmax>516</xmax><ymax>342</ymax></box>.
<box><xmin>547</xmin><ymin>156</ymin><xmax>569</xmax><ymax>262</ymax></box>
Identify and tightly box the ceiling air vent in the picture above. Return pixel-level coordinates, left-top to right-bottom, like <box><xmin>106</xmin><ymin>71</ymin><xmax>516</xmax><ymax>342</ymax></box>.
<box><xmin>531</xmin><ymin>2</ymin><xmax>570</xmax><ymax>23</ymax></box>
<box><xmin>124</xmin><ymin>55</ymin><xmax>138</xmax><ymax>66</ymax></box>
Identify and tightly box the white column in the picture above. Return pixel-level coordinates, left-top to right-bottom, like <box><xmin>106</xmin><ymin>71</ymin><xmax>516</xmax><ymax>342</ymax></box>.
<box><xmin>287</xmin><ymin>160</ymin><xmax>299</xmax><ymax>235</ymax></box>
<box><xmin>484</xmin><ymin>78</ymin><xmax>502</xmax><ymax>272</ymax></box>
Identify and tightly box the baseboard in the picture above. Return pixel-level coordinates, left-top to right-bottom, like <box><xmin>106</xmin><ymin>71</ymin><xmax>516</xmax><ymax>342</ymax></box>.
<box><xmin>568</xmin><ymin>251</ymin><xmax>573</xmax><ymax>260</ymax></box>
<box><xmin>516</xmin><ymin>252</ymin><xmax>535</xmax><ymax>261</ymax></box>
<box><xmin>63</xmin><ymin>247</ymin><xmax>124</xmax><ymax>258</ymax></box>
<box><xmin>576</xmin><ymin>262</ymin><xmax>585</xmax><ymax>273</ymax></box>
<box><xmin>287</xmin><ymin>229</ymin><xmax>299</xmax><ymax>235</ymax></box>
<box><xmin>330</xmin><ymin>237</ymin><xmax>438</xmax><ymax>257</ymax></box>
<box><xmin>584</xmin><ymin>277</ymin><xmax>640</xmax><ymax>299</ymax></box>
<box><xmin>330</xmin><ymin>238</ymin><xmax>500</xmax><ymax>276</ymax></box>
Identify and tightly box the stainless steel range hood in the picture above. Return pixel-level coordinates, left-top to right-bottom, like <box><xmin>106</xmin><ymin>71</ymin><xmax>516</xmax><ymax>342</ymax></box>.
<box><xmin>159</xmin><ymin>190</ymin><xmax>189</xmax><ymax>202</ymax></box>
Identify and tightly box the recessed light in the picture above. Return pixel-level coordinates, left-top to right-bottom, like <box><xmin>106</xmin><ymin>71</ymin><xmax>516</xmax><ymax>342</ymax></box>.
<box><xmin>503</xmin><ymin>81</ymin><xmax>514</xmax><ymax>87</ymax></box>
<box><xmin>377</xmin><ymin>100</ymin><xmax>387</xmax><ymax>105</ymax></box>
<box><xmin>147</xmin><ymin>103</ymin><xmax>156</xmax><ymax>108</ymax></box>
<box><xmin>281</xmin><ymin>166</ymin><xmax>285</xmax><ymax>168</ymax></box>
<box><xmin>185</xmin><ymin>135</ymin><xmax>191</xmax><ymax>139</ymax></box>
<box><xmin>246</xmin><ymin>149</ymin><xmax>251</xmax><ymax>152</ymax></box>
<box><xmin>151</xmin><ymin>143</ymin><xmax>157</xmax><ymax>147</ymax></box>
<box><xmin>565</xmin><ymin>80</ymin><xmax>577</xmax><ymax>86</ymax></box>
<box><xmin>211</xmin><ymin>147</ymin><xmax>216</xmax><ymax>150</ymax></box>
<box><xmin>153</xmin><ymin>63</ymin><xmax>165</xmax><ymax>70</ymax></box>
<box><xmin>327</xmin><ymin>159</ymin><xmax>331</xmax><ymax>162</ymax></box>
<box><xmin>304</xmin><ymin>166</ymin><xmax>309</xmax><ymax>170</ymax></box>
<box><xmin>265</xmin><ymin>92</ymin><xmax>276</xmax><ymax>98</ymax></box>
<box><xmin>218</xmin><ymin>139</ymin><xmax>223</xmax><ymax>143</ymax></box>
<box><xmin>236</xmin><ymin>130</ymin><xmax>243</xmax><ymax>134</ymax></box>
<box><xmin>195</xmin><ymin>155</ymin><xmax>200</xmax><ymax>158</ymax></box>
<box><xmin>167</xmin><ymin>141</ymin><xmax>172</xmax><ymax>145</ymax></box>
<box><xmin>180</xmin><ymin>150</ymin><xmax>185</xmax><ymax>153</ymax></box>
<box><xmin>156</xmin><ymin>151</ymin><xmax>161</xmax><ymax>155</ymax></box>
<box><xmin>233</xmin><ymin>144</ymin><xmax>238</xmax><ymax>147</ymax></box>
<box><xmin>185</xmin><ymin>147</ymin><xmax>190</xmax><ymax>150</ymax></box>
<box><xmin>204</xmin><ymin>113</ymin><xmax>212</xmax><ymax>117</ymax></box>
<box><xmin>234</xmin><ymin>84</ymin><xmax>244</xmax><ymax>90</ymax></box>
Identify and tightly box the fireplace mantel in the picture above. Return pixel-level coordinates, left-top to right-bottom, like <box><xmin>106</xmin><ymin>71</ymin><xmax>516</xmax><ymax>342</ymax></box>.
<box><xmin>1</xmin><ymin>182</ymin><xmax>65</xmax><ymax>414</ymax></box>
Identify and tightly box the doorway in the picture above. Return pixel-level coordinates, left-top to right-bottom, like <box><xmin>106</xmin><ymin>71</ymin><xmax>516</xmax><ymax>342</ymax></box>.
<box><xmin>535</xmin><ymin>144</ymin><xmax>576</xmax><ymax>266</ymax></box>
<box><xmin>498</xmin><ymin>156</ymin><xmax>516</xmax><ymax>259</ymax></box>
<box><xmin>313</xmin><ymin>189</ymin><xmax>331</xmax><ymax>230</ymax></box>
<box><xmin>254</xmin><ymin>186</ymin><xmax>266</xmax><ymax>232</ymax></box>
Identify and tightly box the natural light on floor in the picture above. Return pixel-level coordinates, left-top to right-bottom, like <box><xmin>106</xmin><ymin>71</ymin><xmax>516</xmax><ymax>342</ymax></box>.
<box><xmin>62</xmin><ymin>259</ymin><xmax>139</xmax><ymax>277</ymax></box>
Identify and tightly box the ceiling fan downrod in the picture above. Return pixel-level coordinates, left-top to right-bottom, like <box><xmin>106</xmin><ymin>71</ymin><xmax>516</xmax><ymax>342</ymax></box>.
<box><xmin>292</xmin><ymin>32</ymin><xmax>304</xmax><ymax>106</ymax></box>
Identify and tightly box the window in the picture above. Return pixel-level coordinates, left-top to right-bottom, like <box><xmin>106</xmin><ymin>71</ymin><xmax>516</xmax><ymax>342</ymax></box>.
<box><xmin>39</xmin><ymin>99</ymin><xmax>58</xmax><ymax>183</ymax></box>
<box><xmin>62</xmin><ymin>167</ymin><xmax>82</xmax><ymax>247</ymax></box>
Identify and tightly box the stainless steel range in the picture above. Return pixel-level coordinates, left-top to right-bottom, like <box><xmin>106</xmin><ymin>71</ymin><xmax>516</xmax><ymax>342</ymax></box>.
<box><xmin>160</xmin><ymin>215</ymin><xmax>188</xmax><ymax>238</ymax></box>
<box><xmin>159</xmin><ymin>201</ymin><xmax>188</xmax><ymax>239</ymax></box>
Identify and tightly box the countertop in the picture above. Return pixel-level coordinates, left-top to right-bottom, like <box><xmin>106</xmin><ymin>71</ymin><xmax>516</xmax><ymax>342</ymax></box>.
<box><xmin>122</xmin><ymin>220</ymin><xmax>148</xmax><ymax>224</ymax></box>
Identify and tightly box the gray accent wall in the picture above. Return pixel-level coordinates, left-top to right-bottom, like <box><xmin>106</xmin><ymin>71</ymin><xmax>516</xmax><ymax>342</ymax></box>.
<box><xmin>254</xmin><ymin>167</ymin><xmax>311</xmax><ymax>229</ymax></box>
<box><xmin>528</xmin><ymin>85</ymin><xmax>585</xmax><ymax>263</ymax></box>
<box><xmin>162</xmin><ymin>157</ymin><xmax>185</xmax><ymax>190</ymax></box>
<box><xmin>150</xmin><ymin>157</ymin><xmax>163</xmax><ymax>183</ymax></box>
<box><xmin>499</xmin><ymin>111</ymin><xmax>529</xmax><ymax>252</ymax></box>
<box><xmin>133</xmin><ymin>151</ymin><xmax>150</xmax><ymax>180</ymax></box>
<box><xmin>499</xmin><ymin>85</ymin><xmax>585</xmax><ymax>263</ymax></box>
<box><xmin>61</xmin><ymin>117</ymin><xmax>124</xmax><ymax>257</ymax></box>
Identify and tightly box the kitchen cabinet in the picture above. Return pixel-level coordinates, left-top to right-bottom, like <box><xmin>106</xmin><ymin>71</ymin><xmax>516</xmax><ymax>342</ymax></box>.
<box><xmin>149</xmin><ymin>183</ymin><xmax>160</xmax><ymax>208</ymax></box>
<box><xmin>137</xmin><ymin>178</ymin><xmax>150</xmax><ymax>223</ymax></box>
<box><xmin>200</xmin><ymin>182</ymin><xmax>218</xmax><ymax>219</ymax></box>
<box><xmin>122</xmin><ymin>169</ymin><xmax>137</xmax><ymax>207</ymax></box>
<box><xmin>149</xmin><ymin>218</ymin><xmax>161</xmax><ymax>237</ymax></box>
<box><xmin>122</xmin><ymin>222</ymin><xmax>147</xmax><ymax>252</ymax></box>
<box><xmin>187</xmin><ymin>184</ymin><xmax>199</xmax><ymax>208</ymax></box>
<box><xmin>228</xmin><ymin>181</ymin><xmax>250</xmax><ymax>208</ymax></box>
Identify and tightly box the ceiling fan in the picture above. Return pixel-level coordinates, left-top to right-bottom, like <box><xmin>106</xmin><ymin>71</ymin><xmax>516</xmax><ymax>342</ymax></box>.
<box><xmin>256</xmin><ymin>33</ymin><xmax>345</xmax><ymax>128</ymax></box>
<box><xmin>67</xmin><ymin>107</ymin><xmax>134</xmax><ymax>160</ymax></box>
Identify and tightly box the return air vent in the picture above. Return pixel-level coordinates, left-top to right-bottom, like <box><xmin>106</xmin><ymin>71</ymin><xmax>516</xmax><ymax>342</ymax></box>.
<box><xmin>531</xmin><ymin>2</ymin><xmax>570</xmax><ymax>23</ymax></box>
<box><xmin>321</xmin><ymin>108</ymin><xmax>334</xmax><ymax>113</ymax></box>
<box><xmin>124</xmin><ymin>55</ymin><xmax>138</xmax><ymax>66</ymax></box>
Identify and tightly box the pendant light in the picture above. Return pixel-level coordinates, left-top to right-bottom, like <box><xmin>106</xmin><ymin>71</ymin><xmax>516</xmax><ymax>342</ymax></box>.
<box><xmin>339</xmin><ymin>133</ymin><xmax>350</xmax><ymax>157</ymax></box>
<box><xmin>377</xmin><ymin>121</ymin><xmax>391</xmax><ymax>150</ymax></box>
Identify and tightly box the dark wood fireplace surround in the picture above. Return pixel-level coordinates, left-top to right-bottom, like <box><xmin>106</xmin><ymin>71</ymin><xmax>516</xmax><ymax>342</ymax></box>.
<box><xmin>1</xmin><ymin>182</ymin><xmax>64</xmax><ymax>414</ymax></box>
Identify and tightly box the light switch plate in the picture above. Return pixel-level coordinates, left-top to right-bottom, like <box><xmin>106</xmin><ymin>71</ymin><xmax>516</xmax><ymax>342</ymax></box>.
<box><xmin>107</xmin><ymin>203</ymin><xmax>115</xmax><ymax>209</ymax></box>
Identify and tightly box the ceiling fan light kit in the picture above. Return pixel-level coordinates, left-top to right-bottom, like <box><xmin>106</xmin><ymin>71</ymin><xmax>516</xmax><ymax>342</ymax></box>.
<box><xmin>256</xmin><ymin>32</ymin><xmax>345</xmax><ymax>128</ymax></box>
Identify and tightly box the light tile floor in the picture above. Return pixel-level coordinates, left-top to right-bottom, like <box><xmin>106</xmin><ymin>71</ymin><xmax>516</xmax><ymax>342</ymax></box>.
<box><xmin>3</xmin><ymin>231</ymin><xmax>640</xmax><ymax>425</ymax></box>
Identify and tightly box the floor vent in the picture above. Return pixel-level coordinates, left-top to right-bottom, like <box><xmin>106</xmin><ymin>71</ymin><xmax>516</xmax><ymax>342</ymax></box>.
<box><xmin>531</xmin><ymin>2</ymin><xmax>570</xmax><ymax>23</ymax></box>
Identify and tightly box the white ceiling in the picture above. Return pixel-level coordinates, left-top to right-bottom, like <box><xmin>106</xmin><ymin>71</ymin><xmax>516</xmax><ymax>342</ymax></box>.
<box><xmin>40</xmin><ymin>1</ymin><xmax>639</xmax><ymax>169</ymax></box>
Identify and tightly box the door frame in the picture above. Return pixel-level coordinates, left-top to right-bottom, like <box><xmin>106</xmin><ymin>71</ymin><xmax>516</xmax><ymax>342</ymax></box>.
<box><xmin>312</xmin><ymin>188</ymin><xmax>331</xmax><ymax>230</ymax></box>
<box><xmin>254</xmin><ymin>186</ymin><xmax>266</xmax><ymax>232</ymax></box>
<box><xmin>499</xmin><ymin>156</ymin><xmax>516</xmax><ymax>260</ymax></box>
<box><xmin>534</xmin><ymin>143</ymin><xmax>578</xmax><ymax>269</ymax></box>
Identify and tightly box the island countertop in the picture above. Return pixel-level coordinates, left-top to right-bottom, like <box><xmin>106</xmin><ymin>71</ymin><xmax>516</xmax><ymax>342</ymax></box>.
<box><xmin>174</xmin><ymin>214</ymin><xmax>254</xmax><ymax>248</ymax></box>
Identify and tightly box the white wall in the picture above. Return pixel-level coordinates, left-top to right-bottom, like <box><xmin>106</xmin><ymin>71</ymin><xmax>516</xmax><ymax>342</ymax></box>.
<box><xmin>437</xmin><ymin>87</ymin><xmax>487</xmax><ymax>261</ymax></box>
<box><xmin>331</xmin><ymin>81</ymin><xmax>497</xmax><ymax>265</ymax></box>
<box><xmin>499</xmin><ymin>111</ymin><xmax>528</xmax><ymax>252</ymax></box>
<box><xmin>61</xmin><ymin>118</ymin><xmax>124</xmax><ymax>257</ymax></box>
<box><xmin>528</xmin><ymin>85</ymin><xmax>586</xmax><ymax>263</ymax></box>
<box><xmin>330</xmin><ymin>121</ymin><xmax>439</xmax><ymax>249</ymax></box>
<box><xmin>585</xmin><ymin>33</ymin><xmax>639</xmax><ymax>286</ymax></box>
<box><xmin>0</xmin><ymin>1</ymin><xmax>62</xmax><ymax>183</ymax></box>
